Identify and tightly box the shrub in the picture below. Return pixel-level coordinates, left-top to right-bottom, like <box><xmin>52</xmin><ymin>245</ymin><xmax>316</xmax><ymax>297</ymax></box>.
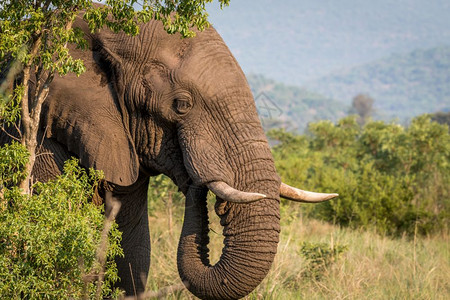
<box><xmin>299</xmin><ymin>241</ymin><xmax>347</xmax><ymax>280</ymax></box>
<box><xmin>0</xmin><ymin>141</ymin><xmax>29</xmax><ymax>188</ymax></box>
<box><xmin>0</xmin><ymin>143</ymin><xmax>123</xmax><ymax>299</ymax></box>
<box><xmin>270</xmin><ymin>115</ymin><xmax>449</xmax><ymax>236</ymax></box>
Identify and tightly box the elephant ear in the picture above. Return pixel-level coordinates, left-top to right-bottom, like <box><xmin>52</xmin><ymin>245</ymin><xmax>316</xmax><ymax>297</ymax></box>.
<box><xmin>43</xmin><ymin>61</ymin><xmax>139</xmax><ymax>186</ymax></box>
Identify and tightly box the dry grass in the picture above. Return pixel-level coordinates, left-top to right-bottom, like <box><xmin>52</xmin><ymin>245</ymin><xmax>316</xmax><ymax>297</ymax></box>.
<box><xmin>146</xmin><ymin>201</ymin><xmax>450</xmax><ymax>299</ymax></box>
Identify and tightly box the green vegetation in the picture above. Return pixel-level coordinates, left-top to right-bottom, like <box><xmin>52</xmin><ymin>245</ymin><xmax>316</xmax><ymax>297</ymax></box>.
<box><xmin>0</xmin><ymin>143</ymin><xmax>123</xmax><ymax>299</ymax></box>
<box><xmin>270</xmin><ymin>115</ymin><xmax>449</xmax><ymax>236</ymax></box>
<box><xmin>299</xmin><ymin>241</ymin><xmax>347</xmax><ymax>280</ymax></box>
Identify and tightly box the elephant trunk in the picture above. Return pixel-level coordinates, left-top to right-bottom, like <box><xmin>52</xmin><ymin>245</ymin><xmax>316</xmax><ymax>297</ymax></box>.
<box><xmin>177</xmin><ymin>175</ymin><xmax>280</xmax><ymax>299</ymax></box>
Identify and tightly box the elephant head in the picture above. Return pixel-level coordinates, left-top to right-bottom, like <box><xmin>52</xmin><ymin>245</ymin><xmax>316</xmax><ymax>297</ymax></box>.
<box><xmin>42</xmin><ymin>15</ymin><xmax>337</xmax><ymax>299</ymax></box>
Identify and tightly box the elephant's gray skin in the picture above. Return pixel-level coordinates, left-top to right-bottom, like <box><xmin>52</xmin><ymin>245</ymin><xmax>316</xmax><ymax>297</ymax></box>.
<box><xmin>0</xmin><ymin>14</ymin><xmax>335</xmax><ymax>299</ymax></box>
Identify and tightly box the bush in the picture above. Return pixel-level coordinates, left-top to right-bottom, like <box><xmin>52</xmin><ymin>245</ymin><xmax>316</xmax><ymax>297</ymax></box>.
<box><xmin>300</xmin><ymin>241</ymin><xmax>347</xmax><ymax>280</ymax></box>
<box><xmin>0</xmin><ymin>143</ymin><xmax>123</xmax><ymax>299</ymax></box>
<box><xmin>270</xmin><ymin>115</ymin><xmax>449</xmax><ymax>236</ymax></box>
<box><xmin>0</xmin><ymin>141</ymin><xmax>29</xmax><ymax>188</ymax></box>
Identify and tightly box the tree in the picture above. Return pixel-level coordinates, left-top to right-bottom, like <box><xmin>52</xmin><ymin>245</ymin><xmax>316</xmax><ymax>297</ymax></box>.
<box><xmin>430</xmin><ymin>111</ymin><xmax>450</xmax><ymax>128</ymax></box>
<box><xmin>0</xmin><ymin>0</ymin><xmax>230</xmax><ymax>193</ymax></box>
<box><xmin>350</xmin><ymin>93</ymin><xmax>374</xmax><ymax>126</ymax></box>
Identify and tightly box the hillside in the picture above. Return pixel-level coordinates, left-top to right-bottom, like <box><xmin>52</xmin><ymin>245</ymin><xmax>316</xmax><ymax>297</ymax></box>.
<box><xmin>207</xmin><ymin>0</ymin><xmax>450</xmax><ymax>85</ymax></box>
<box><xmin>305</xmin><ymin>46</ymin><xmax>450</xmax><ymax>121</ymax></box>
<box><xmin>247</xmin><ymin>74</ymin><xmax>347</xmax><ymax>132</ymax></box>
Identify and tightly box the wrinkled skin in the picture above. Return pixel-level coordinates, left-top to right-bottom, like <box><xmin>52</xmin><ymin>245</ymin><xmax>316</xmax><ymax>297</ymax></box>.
<box><xmin>1</xmin><ymin>17</ymin><xmax>282</xmax><ymax>299</ymax></box>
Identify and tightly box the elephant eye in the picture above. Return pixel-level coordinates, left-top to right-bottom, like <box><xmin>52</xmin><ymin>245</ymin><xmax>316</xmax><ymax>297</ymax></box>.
<box><xmin>174</xmin><ymin>98</ymin><xmax>192</xmax><ymax>115</ymax></box>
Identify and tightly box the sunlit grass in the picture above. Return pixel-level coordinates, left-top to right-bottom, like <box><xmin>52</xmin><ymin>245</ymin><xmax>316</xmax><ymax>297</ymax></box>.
<box><xmin>146</xmin><ymin>200</ymin><xmax>450</xmax><ymax>299</ymax></box>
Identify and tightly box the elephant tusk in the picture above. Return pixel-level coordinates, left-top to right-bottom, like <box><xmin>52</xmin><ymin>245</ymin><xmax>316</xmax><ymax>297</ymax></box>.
<box><xmin>207</xmin><ymin>181</ymin><xmax>266</xmax><ymax>203</ymax></box>
<box><xmin>280</xmin><ymin>182</ymin><xmax>338</xmax><ymax>203</ymax></box>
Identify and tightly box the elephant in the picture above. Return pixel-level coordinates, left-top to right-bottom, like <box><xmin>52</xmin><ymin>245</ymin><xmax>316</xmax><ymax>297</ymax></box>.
<box><xmin>0</xmin><ymin>14</ymin><xmax>337</xmax><ymax>300</ymax></box>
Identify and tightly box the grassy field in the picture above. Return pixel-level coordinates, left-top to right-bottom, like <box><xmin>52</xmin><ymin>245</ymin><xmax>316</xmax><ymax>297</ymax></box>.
<box><xmin>146</xmin><ymin>200</ymin><xmax>450</xmax><ymax>299</ymax></box>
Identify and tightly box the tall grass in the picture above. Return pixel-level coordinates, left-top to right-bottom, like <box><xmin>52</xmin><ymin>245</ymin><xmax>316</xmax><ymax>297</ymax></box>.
<box><xmin>146</xmin><ymin>199</ymin><xmax>449</xmax><ymax>299</ymax></box>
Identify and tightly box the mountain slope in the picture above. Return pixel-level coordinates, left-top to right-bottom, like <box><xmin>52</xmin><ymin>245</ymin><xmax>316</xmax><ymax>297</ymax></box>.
<box><xmin>247</xmin><ymin>74</ymin><xmax>347</xmax><ymax>132</ymax></box>
<box><xmin>305</xmin><ymin>46</ymin><xmax>450</xmax><ymax>120</ymax></box>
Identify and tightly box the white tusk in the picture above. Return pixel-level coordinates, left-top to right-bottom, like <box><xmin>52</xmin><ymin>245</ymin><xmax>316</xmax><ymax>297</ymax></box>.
<box><xmin>280</xmin><ymin>182</ymin><xmax>338</xmax><ymax>203</ymax></box>
<box><xmin>207</xmin><ymin>181</ymin><xmax>266</xmax><ymax>203</ymax></box>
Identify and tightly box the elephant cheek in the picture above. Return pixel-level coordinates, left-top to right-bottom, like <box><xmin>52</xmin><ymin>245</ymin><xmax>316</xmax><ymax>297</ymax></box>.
<box><xmin>180</xmin><ymin>139</ymin><xmax>232</xmax><ymax>186</ymax></box>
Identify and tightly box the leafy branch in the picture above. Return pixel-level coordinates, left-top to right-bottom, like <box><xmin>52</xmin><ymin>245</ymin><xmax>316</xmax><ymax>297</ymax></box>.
<box><xmin>0</xmin><ymin>0</ymin><xmax>230</xmax><ymax>193</ymax></box>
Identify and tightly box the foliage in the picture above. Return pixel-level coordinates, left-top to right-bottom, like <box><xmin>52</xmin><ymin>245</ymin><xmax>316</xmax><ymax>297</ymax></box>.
<box><xmin>0</xmin><ymin>0</ymin><xmax>231</xmax><ymax>78</ymax></box>
<box><xmin>0</xmin><ymin>142</ymin><xmax>29</xmax><ymax>187</ymax></box>
<box><xmin>269</xmin><ymin>115</ymin><xmax>449</xmax><ymax>236</ymax></box>
<box><xmin>0</xmin><ymin>148</ymin><xmax>123</xmax><ymax>299</ymax></box>
<box><xmin>0</xmin><ymin>0</ymin><xmax>231</xmax><ymax>57</ymax></box>
<box><xmin>299</xmin><ymin>241</ymin><xmax>347</xmax><ymax>280</ymax></box>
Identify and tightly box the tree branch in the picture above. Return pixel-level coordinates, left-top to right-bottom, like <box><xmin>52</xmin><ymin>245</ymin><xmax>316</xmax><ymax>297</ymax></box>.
<box><xmin>81</xmin><ymin>191</ymin><xmax>121</xmax><ymax>300</ymax></box>
<box><xmin>42</xmin><ymin>0</ymin><xmax>52</xmax><ymax>12</ymax></box>
<box><xmin>20</xmin><ymin>33</ymin><xmax>42</xmax><ymax>141</ymax></box>
<box><xmin>0</xmin><ymin>126</ymin><xmax>20</xmax><ymax>142</ymax></box>
<box><xmin>94</xmin><ymin>192</ymin><xmax>121</xmax><ymax>300</ymax></box>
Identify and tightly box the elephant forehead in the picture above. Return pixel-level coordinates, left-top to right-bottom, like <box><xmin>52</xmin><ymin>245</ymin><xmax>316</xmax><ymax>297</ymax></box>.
<box><xmin>154</xmin><ymin>39</ymin><xmax>192</xmax><ymax>69</ymax></box>
<box><xmin>149</xmin><ymin>26</ymin><xmax>224</xmax><ymax>70</ymax></box>
<box><xmin>143</xmin><ymin>63</ymin><xmax>171</xmax><ymax>87</ymax></box>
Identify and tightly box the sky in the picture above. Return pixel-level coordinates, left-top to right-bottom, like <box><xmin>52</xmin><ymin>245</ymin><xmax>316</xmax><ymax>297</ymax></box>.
<box><xmin>206</xmin><ymin>0</ymin><xmax>450</xmax><ymax>85</ymax></box>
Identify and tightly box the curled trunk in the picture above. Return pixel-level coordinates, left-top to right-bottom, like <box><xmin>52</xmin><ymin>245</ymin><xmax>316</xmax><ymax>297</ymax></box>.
<box><xmin>177</xmin><ymin>182</ymin><xmax>280</xmax><ymax>299</ymax></box>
